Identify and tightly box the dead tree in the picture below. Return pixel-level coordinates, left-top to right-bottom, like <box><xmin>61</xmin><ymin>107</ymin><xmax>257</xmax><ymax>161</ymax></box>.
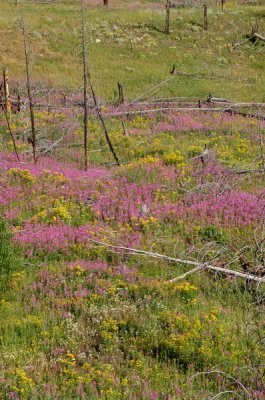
<box><xmin>121</xmin><ymin>120</ymin><xmax>128</xmax><ymax>136</ymax></box>
<box><xmin>80</xmin><ymin>0</ymin><xmax>119</xmax><ymax>166</ymax></box>
<box><xmin>1</xmin><ymin>72</ymin><xmax>19</xmax><ymax>161</ymax></box>
<box><xmin>21</xmin><ymin>17</ymin><xmax>37</xmax><ymax>163</ymax></box>
<box><xmin>204</xmin><ymin>4</ymin><xmax>208</xmax><ymax>31</ymax></box>
<box><xmin>89</xmin><ymin>79</ymin><xmax>120</xmax><ymax>165</ymax></box>
<box><xmin>117</xmin><ymin>81</ymin><xmax>124</xmax><ymax>105</ymax></box>
<box><xmin>81</xmin><ymin>0</ymin><xmax>89</xmax><ymax>170</ymax></box>
<box><xmin>164</xmin><ymin>0</ymin><xmax>171</xmax><ymax>35</ymax></box>
<box><xmin>251</xmin><ymin>17</ymin><xmax>260</xmax><ymax>36</ymax></box>
<box><xmin>2</xmin><ymin>108</ymin><xmax>20</xmax><ymax>162</ymax></box>
<box><xmin>61</xmin><ymin>92</ymin><xmax>67</xmax><ymax>106</ymax></box>
<box><xmin>16</xmin><ymin>87</ymin><xmax>21</xmax><ymax>113</ymax></box>
<box><xmin>3</xmin><ymin>68</ymin><xmax>11</xmax><ymax>115</ymax></box>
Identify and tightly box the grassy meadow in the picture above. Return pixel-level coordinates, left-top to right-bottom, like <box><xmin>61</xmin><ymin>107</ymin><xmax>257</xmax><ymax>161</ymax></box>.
<box><xmin>0</xmin><ymin>0</ymin><xmax>265</xmax><ymax>101</ymax></box>
<box><xmin>0</xmin><ymin>0</ymin><xmax>265</xmax><ymax>399</ymax></box>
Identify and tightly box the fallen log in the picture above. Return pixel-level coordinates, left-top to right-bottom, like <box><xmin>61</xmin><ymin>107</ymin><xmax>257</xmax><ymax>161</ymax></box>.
<box><xmin>253</xmin><ymin>32</ymin><xmax>265</xmax><ymax>42</ymax></box>
<box><xmin>231</xmin><ymin>32</ymin><xmax>265</xmax><ymax>49</ymax></box>
<box><xmin>87</xmin><ymin>239</ymin><xmax>265</xmax><ymax>284</ymax></box>
<box><xmin>225</xmin><ymin>108</ymin><xmax>265</xmax><ymax>121</ymax></box>
<box><xmin>231</xmin><ymin>36</ymin><xmax>254</xmax><ymax>49</ymax></box>
<box><xmin>231</xmin><ymin>168</ymin><xmax>264</xmax><ymax>175</ymax></box>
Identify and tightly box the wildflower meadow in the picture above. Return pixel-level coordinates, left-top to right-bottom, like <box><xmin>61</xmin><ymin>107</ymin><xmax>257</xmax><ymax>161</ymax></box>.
<box><xmin>0</xmin><ymin>0</ymin><xmax>265</xmax><ymax>399</ymax></box>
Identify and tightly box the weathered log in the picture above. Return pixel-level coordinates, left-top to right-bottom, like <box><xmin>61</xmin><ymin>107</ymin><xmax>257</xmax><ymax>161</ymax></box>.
<box><xmin>253</xmin><ymin>32</ymin><xmax>265</xmax><ymax>42</ymax></box>
<box><xmin>87</xmin><ymin>239</ymin><xmax>265</xmax><ymax>284</ymax></box>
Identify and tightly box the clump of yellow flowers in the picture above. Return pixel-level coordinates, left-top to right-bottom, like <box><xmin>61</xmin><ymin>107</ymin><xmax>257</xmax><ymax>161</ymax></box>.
<box><xmin>163</xmin><ymin>151</ymin><xmax>186</xmax><ymax>167</ymax></box>
<box><xmin>7</xmin><ymin>168</ymin><xmax>36</xmax><ymax>185</ymax></box>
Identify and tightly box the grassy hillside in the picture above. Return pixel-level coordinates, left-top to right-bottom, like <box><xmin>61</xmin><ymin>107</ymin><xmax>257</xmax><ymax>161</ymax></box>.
<box><xmin>0</xmin><ymin>0</ymin><xmax>265</xmax><ymax>101</ymax></box>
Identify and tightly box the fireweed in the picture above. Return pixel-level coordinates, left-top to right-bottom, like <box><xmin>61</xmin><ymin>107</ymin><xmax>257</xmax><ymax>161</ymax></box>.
<box><xmin>0</xmin><ymin>108</ymin><xmax>264</xmax><ymax>399</ymax></box>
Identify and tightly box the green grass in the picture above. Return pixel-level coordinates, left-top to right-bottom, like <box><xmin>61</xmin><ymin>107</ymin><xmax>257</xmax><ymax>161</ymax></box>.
<box><xmin>0</xmin><ymin>0</ymin><xmax>265</xmax><ymax>101</ymax></box>
<box><xmin>0</xmin><ymin>219</ymin><xmax>22</xmax><ymax>293</ymax></box>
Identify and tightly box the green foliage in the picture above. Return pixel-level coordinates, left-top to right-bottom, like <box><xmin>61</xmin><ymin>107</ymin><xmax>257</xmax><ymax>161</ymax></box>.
<box><xmin>0</xmin><ymin>218</ymin><xmax>22</xmax><ymax>293</ymax></box>
<box><xmin>198</xmin><ymin>225</ymin><xmax>227</xmax><ymax>244</ymax></box>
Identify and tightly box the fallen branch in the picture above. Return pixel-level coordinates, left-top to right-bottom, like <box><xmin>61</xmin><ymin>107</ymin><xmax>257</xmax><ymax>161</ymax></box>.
<box><xmin>231</xmin><ymin>36</ymin><xmax>254</xmax><ymax>49</ymax></box>
<box><xmin>103</xmin><ymin>107</ymin><xmax>226</xmax><ymax>118</ymax></box>
<box><xmin>225</xmin><ymin>108</ymin><xmax>265</xmax><ymax>121</ymax></box>
<box><xmin>253</xmin><ymin>32</ymin><xmax>265</xmax><ymax>42</ymax></box>
<box><xmin>40</xmin><ymin>132</ymin><xmax>68</xmax><ymax>154</ymax></box>
<box><xmin>231</xmin><ymin>168</ymin><xmax>264</xmax><ymax>175</ymax></box>
<box><xmin>168</xmin><ymin>266</ymin><xmax>203</xmax><ymax>282</ymax></box>
<box><xmin>87</xmin><ymin>239</ymin><xmax>265</xmax><ymax>284</ymax></box>
<box><xmin>188</xmin><ymin>370</ymin><xmax>251</xmax><ymax>398</ymax></box>
<box><xmin>208</xmin><ymin>391</ymin><xmax>242</xmax><ymax>399</ymax></box>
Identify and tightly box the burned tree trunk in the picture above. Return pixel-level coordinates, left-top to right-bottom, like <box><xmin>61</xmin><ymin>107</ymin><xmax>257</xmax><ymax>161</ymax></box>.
<box><xmin>80</xmin><ymin>0</ymin><xmax>119</xmax><ymax>166</ymax></box>
<box><xmin>118</xmin><ymin>82</ymin><xmax>124</xmax><ymax>105</ymax></box>
<box><xmin>3</xmin><ymin>68</ymin><xmax>11</xmax><ymax>115</ymax></box>
<box><xmin>164</xmin><ymin>0</ymin><xmax>170</xmax><ymax>35</ymax></box>
<box><xmin>204</xmin><ymin>5</ymin><xmax>208</xmax><ymax>31</ymax></box>
<box><xmin>81</xmin><ymin>0</ymin><xmax>89</xmax><ymax>170</ymax></box>
<box><xmin>21</xmin><ymin>17</ymin><xmax>37</xmax><ymax>163</ymax></box>
<box><xmin>1</xmin><ymin>69</ymin><xmax>19</xmax><ymax>161</ymax></box>
<box><xmin>3</xmin><ymin>109</ymin><xmax>20</xmax><ymax>162</ymax></box>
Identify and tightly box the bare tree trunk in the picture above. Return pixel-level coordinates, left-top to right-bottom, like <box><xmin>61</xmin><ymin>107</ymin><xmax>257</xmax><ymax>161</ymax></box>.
<box><xmin>204</xmin><ymin>5</ymin><xmax>208</xmax><ymax>31</ymax></box>
<box><xmin>0</xmin><ymin>81</ymin><xmax>20</xmax><ymax>161</ymax></box>
<box><xmin>79</xmin><ymin>4</ymin><xmax>120</xmax><ymax>165</ymax></box>
<box><xmin>81</xmin><ymin>0</ymin><xmax>89</xmax><ymax>171</ymax></box>
<box><xmin>3</xmin><ymin>67</ymin><xmax>11</xmax><ymax>115</ymax></box>
<box><xmin>3</xmin><ymin>109</ymin><xmax>20</xmax><ymax>162</ymax></box>
<box><xmin>103</xmin><ymin>0</ymin><xmax>108</xmax><ymax>5</ymax></box>
<box><xmin>121</xmin><ymin>120</ymin><xmax>128</xmax><ymax>137</ymax></box>
<box><xmin>117</xmin><ymin>81</ymin><xmax>124</xmax><ymax>105</ymax></box>
<box><xmin>164</xmin><ymin>0</ymin><xmax>170</xmax><ymax>35</ymax></box>
<box><xmin>61</xmin><ymin>92</ymin><xmax>67</xmax><ymax>106</ymax></box>
<box><xmin>17</xmin><ymin>89</ymin><xmax>21</xmax><ymax>113</ymax></box>
<box><xmin>21</xmin><ymin>17</ymin><xmax>37</xmax><ymax>163</ymax></box>
<box><xmin>89</xmin><ymin>79</ymin><xmax>120</xmax><ymax>165</ymax></box>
